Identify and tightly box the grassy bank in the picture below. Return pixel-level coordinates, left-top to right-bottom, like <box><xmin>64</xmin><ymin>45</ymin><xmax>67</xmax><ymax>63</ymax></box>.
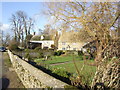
<box><xmin>3</xmin><ymin>52</ymin><xmax>12</xmax><ymax>67</ymax></box>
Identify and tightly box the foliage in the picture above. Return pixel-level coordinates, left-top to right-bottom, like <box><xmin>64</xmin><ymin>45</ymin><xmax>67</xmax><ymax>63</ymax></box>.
<box><xmin>45</xmin><ymin>2</ymin><xmax>119</xmax><ymax>63</ymax></box>
<box><xmin>26</xmin><ymin>34</ymin><xmax>33</xmax><ymax>41</ymax></box>
<box><xmin>46</xmin><ymin>66</ymin><xmax>71</xmax><ymax>78</ymax></box>
<box><xmin>34</xmin><ymin>55</ymin><xmax>96</xmax><ymax>86</ymax></box>
<box><xmin>80</xmin><ymin>73</ymin><xmax>94</xmax><ymax>86</ymax></box>
<box><xmin>34</xmin><ymin>47</ymin><xmax>42</xmax><ymax>51</ymax></box>
<box><xmin>78</xmin><ymin>50</ymin><xmax>84</xmax><ymax>56</ymax></box>
<box><xmin>24</xmin><ymin>49</ymin><xmax>36</xmax><ymax>60</ymax></box>
<box><xmin>23</xmin><ymin>49</ymin><xmax>54</xmax><ymax>60</ymax></box>
<box><xmin>64</xmin><ymin>85</ymin><xmax>77</xmax><ymax>89</ymax></box>
<box><xmin>24</xmin><ymin>52</ymin><xmax>31</xmax><ymax>60</ymax></box>
<box><xmin>54</xmin><ymin>50</ymin><xmax>65</xmax><ymax>56</ymax></box>
<box><xmin>65</xmin><ymin>50</ymin><xmax>78</xmax><ymax>55</ymax></box>
<box><xmin>51</xmin><ymin>44</ymin><xmax>55</xmax><ymax>49</ymax></box>
<box><xmin>37</xmin><ymin>52</ymin><xmax>44</xmax><ymax>59</ymax></box>
<box><xmin>4</xmin><ymin>53</ymin><xmax>12</xmax><ymax>67</ymax></box>
<box><xmin>8</xmin><ymin>40</ymin><xmax>19</xmax><ymax>50</ymax></box>
<box><xmin>43</xmin><ymin>47</ymin><xmax>48</xmax><ymax>50</ymax></box>
<box><xmin>50</xmin><ymin>61</ymin><xmax>95</xmax><ymax>85</ymax></box>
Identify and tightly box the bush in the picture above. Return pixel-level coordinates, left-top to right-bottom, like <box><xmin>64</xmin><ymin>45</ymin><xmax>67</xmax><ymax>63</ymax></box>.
<box><xmin>43</xmin><ymin>47</ymin><xmax>48</xmax><ymax>50</ymax></box>
<box><xmin>26</xmin><ymin>34</ymin><xmax>33</xmax><ymax>41</ymax></box>
<box><xmin>65</xmin><ymin>50</ymin><xmax>78</xmax><ymax>55</ymax></box>
<box><xmin>51</xmin><ymin>44</ymin><xmax>56</xmax><ymax>50</ymax></box>
<box><xmin>78</xmin><ymin>50</ymin><xmax>84</xmax><ymax>56</ymax></box>
<box><xmin>8</xmin><ymin>41</ymin><xmax>19</xmax><ymax>51</ymax></box>
<box><xmin>43</xmin><ymin>51</ymin><xmax>53</xmax><ymax>60</ymax></box>
<box><xmin>51</xmin><ymin>67</ymin><xmax>71</xmax><ymax>78</ymax></box>
<box><xmin>34</xmin><ymin>47</ymin><xmax>42</xmax><ymax>51</ymax></box>
<box><xmin>37</xmin><ymin>52</ymin><xmax>44</xmax><ymax>58</ymax></box>
<box><xmin>24</xmin><ymin>48</ymin><xmax>29</xmax><ymax>52</ymax></box>
<box><xmin>54</xmin><ymin>50</ymin><xmax>65</xmax><ymax>56</ymax></box>
<box><xmin>64</xmin><ymin>85</ymin><xmax>77</xmax><ymax>89</ymax></box>
<box><xmin>25</xmin><ymin>52</ymin><xmax>31</xmax><ymax>60</ymax></box>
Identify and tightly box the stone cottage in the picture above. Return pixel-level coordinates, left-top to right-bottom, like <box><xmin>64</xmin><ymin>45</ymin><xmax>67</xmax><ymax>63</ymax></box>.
<box><xmin>28</xmin><ymin>35</ymin><xmax>54</xmax><ymax>49</ymax></box>
<box><xmin>58</xmin><ymin>30</ymin><xmax>92</xmax><ymax>51</ymax></box>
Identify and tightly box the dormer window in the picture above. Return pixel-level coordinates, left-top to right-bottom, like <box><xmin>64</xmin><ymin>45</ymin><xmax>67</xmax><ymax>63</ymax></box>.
<box><xmin>62</xmin><ymin>48</ymin><xmax>65</xmax><ymax>50</ymax></box>
<box><xmin>73</xmin><ymin>48</ymin><xmax>76</xmax><ymax>50</ymax></box>
<box><xmin>62</xmin><ymin>42</ymin><xmax>66</xmax><ymax>45</ymax></box>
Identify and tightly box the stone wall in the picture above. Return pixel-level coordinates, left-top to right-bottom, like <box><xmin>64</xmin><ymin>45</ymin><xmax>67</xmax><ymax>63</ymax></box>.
<box><xmin>8</xmin><ymin>50</ymin><xmax>68</xmax><ymax>88</ymax></box>
<box><xmin>92</xmin><ymin>57</ymin><xmax>120</xmax><ymax>89</ymax></box>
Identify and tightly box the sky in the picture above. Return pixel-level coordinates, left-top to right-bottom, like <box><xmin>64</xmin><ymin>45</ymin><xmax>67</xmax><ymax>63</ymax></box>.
<box><xmin>1</xmin><ymin>2</ymin><xmax>49</xmax><ymax>35</ymax></box>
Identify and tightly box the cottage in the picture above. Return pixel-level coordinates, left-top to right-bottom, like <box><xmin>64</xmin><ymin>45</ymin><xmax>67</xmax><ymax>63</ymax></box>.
<box><xmin>58</xmin><ymin>30</ymin><xmax>91</xmax><ymax>51</ymax></box>
<box><xmin>28</xmin><ymin>40</ymin><xmax>54</xmax><ymax>49</ymax></box>
<box><xmin>28</xmin><ymin>35</ymin><xmax>54</xmax><ymax>49</ymax></box>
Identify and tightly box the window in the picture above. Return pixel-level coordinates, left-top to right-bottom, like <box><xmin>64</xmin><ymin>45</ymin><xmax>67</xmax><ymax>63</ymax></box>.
<box><xmin>62</xmin><ymin>42</ymin><xmax>66</xmax><ymax>45</ymax></box>
<box><xmin>62</xmin><ymin>48</ymin><xmax>66</xmax><ymax>50</ymax></box>
<box><xmin>73</xmin><ymin>43</ymin><xmax>76</xmax><ymax>45</ymax></box>
<box><xmin>73</xmin><ymin>48</ymin><xmax>76</xmax><ymax>50</ymax></box>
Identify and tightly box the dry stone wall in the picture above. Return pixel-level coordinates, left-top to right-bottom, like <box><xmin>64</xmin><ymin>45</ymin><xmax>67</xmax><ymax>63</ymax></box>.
<box><xmin>92</xmin><ymin>57</ymin><xmax>120</xmax><ymax>89</ymax></box>
<box><xmin>8</xmin><ymin>50</ymin><xmax>68</xmax><ymax>88</ymax></box>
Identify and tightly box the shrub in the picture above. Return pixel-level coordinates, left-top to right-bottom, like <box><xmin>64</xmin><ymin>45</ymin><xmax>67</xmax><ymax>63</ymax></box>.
<box><xmin>78</xmin><ymin>50</ymin><xmax>84</xmax><ymax>56</ymax></box>
<box><xmin>43</xmin><ymin>51</ymin><xmax>53</xmax><ymax>60</ymax></box>
<box><xmin>8</xmin><ymin>41</ymin><xmax>19</xmax><ymax>51</ymax></box>
<box><xmin>51</xmin><ymin>44</ymin><xmax>56</xmax><ymax>49</ymax></box>
<box><xmin>34</xmin><ymin>47</ymin><xmax>41</xmax><ymax>51</ymax></box>
<box><xmin>25</xmin><ymin>52</ymin><xmax>31</xmax><ymax>60</ymax></box>
<box><xmin>49</xmin><ymin>48</ymin><xmax>54</xmax><ymax>51</ymax></box>
<box><xmin>37</xmin><ymin>52</ymin><xmax>44</xmax><ymax>58</ymax></box>
<box><xmin>51</xmin><ymin>67</ymin><xmax>71</xmax><ymax>78</ymax></box>
<box><xmin>24</xmin><ymin>48</ymin><xmax>29</xmax><ymax>52</ymax></box>
<box><xmin>26</xmin><ymin>34</ymin><xmax>33</xmax><ymax>41</ymax></box>
<box><xmin>64</xmin><ymin>85</ymin><xmax>77</xmax><ymax>89</ymax></box>
<box><xmin>54</xmin><ymin>50</ymin><xmax>65</xmax><ymax>56</ymax></box>
<box><xmin>65</xmin><ymin>50</ymin><xmax>79</xmax><ymax>55</ymax></box>
<box><xmin>43</xmin><ymin>47</ymin><xmax>48</xmax><ymax>50</ymax></box>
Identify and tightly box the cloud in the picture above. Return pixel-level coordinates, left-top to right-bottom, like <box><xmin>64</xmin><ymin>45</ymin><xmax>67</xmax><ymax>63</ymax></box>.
<box><xmin>0</xmin><ymin>24</ymin><xmax>10</xmax><ymax>31</ymax></box>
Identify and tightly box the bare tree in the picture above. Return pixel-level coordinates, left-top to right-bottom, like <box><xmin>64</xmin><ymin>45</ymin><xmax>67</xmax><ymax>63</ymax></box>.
<box><xmin>45</xmin><ymin>2</ymin><xmax>119</xmax><ymax>62</ymax></box>
<box><xmin>2</xmin><ymin>33</ymin><xmax>11</xmax><ymax>47</ymax></box>
<box><xmin>44</xmin><ymin>2</ymin><xmax>120</xmax><ymax>89</ymax></box>
<box><xmin>10</xmin><ymin>10</ymin><xmax>34</xmax><ymax>47</ymax></box>
<box><xmin>0</xmin><ymin>23</ymin><xmax>3</xmax><ymax>46</ymax></box>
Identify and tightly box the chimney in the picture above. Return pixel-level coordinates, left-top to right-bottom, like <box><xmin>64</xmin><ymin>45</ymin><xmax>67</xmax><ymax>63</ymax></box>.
<box><xmin>33</xmin><ymin>32</ymin><xmax>35</xmax><ymax>35</ymax></box>
<box><xmin>41</xmin><ymin>35</ymin><xmax>44</xmax><ymax>40</ymax></box>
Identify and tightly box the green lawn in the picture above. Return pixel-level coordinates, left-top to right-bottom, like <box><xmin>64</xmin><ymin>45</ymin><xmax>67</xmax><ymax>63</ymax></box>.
<box><xmin>3</xmin><ymin>52</ymin><xmax>12</xmax><ymax>67</ymax></box>
<box><xmin>34</xmin><ymin>55</ymin><xmax>83</xmax><ymax>64</ymax></box>
<box><xmin>51</xmin><ymin>60</ymin><xmax>96</xmax><ymax>74</ymax></box>
<box><xmin>34</xmin><ymin>55</ymin><xmax>96</xmax><ymax>85</ymax></box>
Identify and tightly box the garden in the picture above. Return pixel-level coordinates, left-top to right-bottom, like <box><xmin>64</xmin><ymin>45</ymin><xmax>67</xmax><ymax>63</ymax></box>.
<box><xmin>10</xmin><ymin>46</ymin><xmax>96</xmax><ymax>88</ymax></box>
<box><xmin>34</xmin><ymin>54</ymin><xmax>96</xmax><ymax>86</ymax></box>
